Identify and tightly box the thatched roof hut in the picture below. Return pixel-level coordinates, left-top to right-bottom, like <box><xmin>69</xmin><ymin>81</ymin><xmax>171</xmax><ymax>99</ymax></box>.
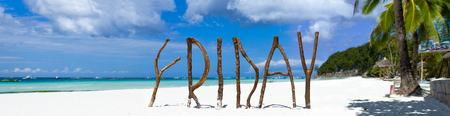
<box><xmin>443</xmin><ymin>52</ymin><xmax>450</xmax><ymax>59</ymax></box>
<box><xmin>373</xmin><ymin>59</ymin><xmax>396</xmax><ymax>68</ymax></box>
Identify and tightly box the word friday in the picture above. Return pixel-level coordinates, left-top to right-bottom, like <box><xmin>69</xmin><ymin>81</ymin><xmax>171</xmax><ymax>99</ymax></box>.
<box><xmin>149</xmin><ymin>32</ymin><xmax>319</xmax><ymax>109</ymax></box>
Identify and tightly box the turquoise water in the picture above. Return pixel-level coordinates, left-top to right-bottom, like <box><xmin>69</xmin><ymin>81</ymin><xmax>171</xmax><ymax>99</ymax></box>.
<box><xmin>0</xmin><ymin>77</ymin><xmax>315</xmax><ymax>94</ymax></box>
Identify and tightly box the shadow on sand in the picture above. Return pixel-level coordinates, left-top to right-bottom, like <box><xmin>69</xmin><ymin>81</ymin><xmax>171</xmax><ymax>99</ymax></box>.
<box><xmin>193</xmin><ymin>104</ymin><xmax>229</xmax><ymax>109</ymax></box>
<box><xmin>155</xmin><ymin>104</ymin><xmax>228</xmax><ymax>109</ymax></box>
<box><xmin>261</xmin><ymin>104</ymin><xmax>304</xmax><ymax>109</ymax></box>
<box><xmin>347</xmin><ymin>96</ymin><xmax>450</xmax><ymax>116</ymax></box>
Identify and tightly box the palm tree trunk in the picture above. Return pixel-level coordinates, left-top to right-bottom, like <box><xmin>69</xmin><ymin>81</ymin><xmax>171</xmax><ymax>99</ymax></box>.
<box><xmin>447</xmin><ymin>58</ymin><xmax>450</xmax><ymax>78</ymax></box>
<box><xmin>389</xmin><ymin>43</ymin><xmax>394</xmax><ymax>75</ymax></box>
<box><xmin>412</xmin><ymin>32</ymin><xmax>419</xmax><ymax>79</ymax></box>
<box><xmin>438</xmin><ymin>58</ymin><xmax>443</xmax><ymax>78</ymax></box>
<box><xmin>393</xmin><ymin>0</ymin><xmax>421</xmax><ymax>95</ymax></box>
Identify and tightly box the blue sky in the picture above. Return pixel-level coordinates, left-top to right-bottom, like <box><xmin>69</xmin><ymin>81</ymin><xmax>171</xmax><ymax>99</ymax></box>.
<box><xmin>0</xmin><ymin>0</ymin><xmax>387</xmax><ymax>77</ymax></box>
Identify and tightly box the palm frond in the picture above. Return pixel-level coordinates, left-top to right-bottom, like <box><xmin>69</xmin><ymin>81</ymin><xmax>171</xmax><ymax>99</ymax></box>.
<box><xmin>418</xmin><ymin>0</ymin><xmax>443</xmax><ymax>42</ymax></box>
<box><xmin>362</xmin><ymin>0</ymin><xmax>381</xmax><ymax>15</ymax></box>
<box><xmin>404</xmin><ymin>0</ymin><xmax>423</xmax><ymax>33</ymax></box>
<box><xmin>379</xmin><ymin>2</ymin><xmax>395</xmax><ymax>31</ymax></box>
<box><xmin>354</xmin><ymin>0</ymin><xmax>360</xmax><ymax>16</ymax></box>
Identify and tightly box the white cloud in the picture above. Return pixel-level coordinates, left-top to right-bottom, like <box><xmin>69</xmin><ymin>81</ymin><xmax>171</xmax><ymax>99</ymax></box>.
<box><xmin>301</xmin><ymin>21</ymin><xmax>336</xmax><ymax>42</ymax></box>
<box><xmin>61</xmin><ymin>67</ymin><xmax>70</xmax><ymax>73</ymax></box>
<box><xmin>213</xmin><ymin>21</ymin><xmax>224</xmax><ymax>27</ymax></box>
<box><xmin>183</xmin><ymin>0</ymin><xmax>230</xmax><ymax>24</ymax></box>
<box><xmin>103</xmin><ymin>71</ymin><xmax>129</xmax><ymax>73</ymax></box>
<box><xmin>183</xmin><ymin>0</ymin><xmax>386</xmax><ymax>42</ymax></box>
<box><xmin>249</xmin><ymin>59</ymin><xmax>324</xmax><ymax>73</ymax></box>
<box><xmin>227</xmin><ymin>0</ymin><xmax>353</xmax><ymax>23</ymax></box>
<box><xmin>10</xmin><ymin>68</ymin><xmax>47</xmax><ymax>73</ymax></box>
<box><xmin>31</xmin><ymin>68</ymin><xmax>41</xmax><ymax>73</ymax></box>
<box><xmin>74</xmin><ymin>67</ymin><xmax>82</xmax><ymax>72</ymax></box>
<box><xmin>19</xmin><ymin>0</ymin><xmax>175</xmax><ymax>37</ymax></box>
<box><xmin>31</xmin><ymin>68</ymin><xmax>47</xmax><ymax>73</ymax></box>
<box><xmin>53</xmin><ymin>67</ymin><xmax>94</xmax><ymax>73</ymax></box>
<box><xmin>255</xmin><ymin>59</ymin><xmax>324</xmax><ymax>68</ymax></box>
<box><xmin>13</xmin><ymin>68</ymin><xmax>32</xmax><ymax>73</ymax></box>
<box><xmin>184</xmin><ymin>0</ymin><xmax>363</xmax><ymax>24</ymax></box>
<box><xmin>0</xmin><ymin>35</ymin><xmax>186</xmax><ymax>58</ymax></box>
<box><xmin>0</xmin><ymin>6</ymin><xmax>32</xmax><ymax>35</ymax></box>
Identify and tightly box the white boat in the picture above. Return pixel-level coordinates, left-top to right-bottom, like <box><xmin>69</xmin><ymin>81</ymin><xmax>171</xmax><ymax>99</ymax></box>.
<box><xmin>174</xmin><ymin>77</ymin><xmax>179</xmax><ymax>79</ymax></box>
<box><xmin>95</xmin><ymin>77</ymin><xmax>102</xmax><ymax>79</ymax></box>
<box><xmin>55</xmin><ymin>76</ymin><xmax>60</xmax><ymax>79</ymax></box>
<box><xmin>22</xmin><ymin>75</ymin><xmax>34</xmax><ymax>79</ymax></box>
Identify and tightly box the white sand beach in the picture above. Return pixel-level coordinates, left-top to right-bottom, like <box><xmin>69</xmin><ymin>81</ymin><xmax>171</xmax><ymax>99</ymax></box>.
<box><xmin>1</xmin><ymin>76</ymin><xmax>449</xmax><ymax>116</ymax></box>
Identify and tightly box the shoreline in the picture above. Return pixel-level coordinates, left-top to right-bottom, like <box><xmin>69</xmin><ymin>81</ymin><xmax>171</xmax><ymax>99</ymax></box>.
<box><xmin>1</xmin><ymin>76</ymin><xmax>449</xmax><ymax>116</ymax></box>
<box><xmin>0</xmin><ymin>78</ymin><xmax>341</xmax><ymax>94</ymax></box>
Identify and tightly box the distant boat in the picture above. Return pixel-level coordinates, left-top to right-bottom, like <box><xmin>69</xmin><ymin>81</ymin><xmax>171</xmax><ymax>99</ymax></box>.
<box><xmin>94</xmin><ymin>77</ymin><xmax>102</xmax><ymax>79</ymax></box>
<box><xmin>55</xmin><ymin>76</ymin><xmax>60</xmax><ymax>79</ymax></box>
<box><xmin>22</xmin><ymin>75</ymin><xmax>34</xmax><ymax>79</ymax></box>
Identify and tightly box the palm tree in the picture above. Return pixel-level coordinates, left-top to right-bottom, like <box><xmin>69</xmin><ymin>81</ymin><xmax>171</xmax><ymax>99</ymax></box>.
<box><xmin>369</xmin><ymin>25</ymin><xmax>398</xmax><ymax>75</ymax></box>
<box><xmin>353</xmin><ymin>0</ymin><xmax>449</xmax><ymax>95</ymax></box>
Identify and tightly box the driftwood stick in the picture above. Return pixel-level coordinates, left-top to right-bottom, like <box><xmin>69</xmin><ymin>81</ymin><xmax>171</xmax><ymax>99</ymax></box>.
<box><xmin>259</xmin><ymin>37</ymin><xmax>277</xmax><ymax>108</ymax></box>
<box><xmin>232</xmin><ymin>37</ymin><xmax>260</xmax><ymax>108</ymax></box>
<box><xmin>297</xmin><ymin>32</ymin><xmax>319</xmax><ymax>109</ymax></box>
<box><xmin>232</xmin><ymin>37</ymin><xmax>241</xmax><ymax>108</ymax></box>
<box><xmin>258</xmin><ymin>36</ymin><xmax>296</xmax><ymax>108</ymax></box>
<box><xmin>187</xmin><ymin>38</ymin><xmax>193</xmax><ymax>108</ymax></box>
<box><xmin>276</xmin><ymin>40</ymin><xmax>296</xmax><ymax>108</ymax></box>
<box><xmin>149</xmin><ymin>39</ymin><xmax>181</xmax><ymax>107</ymax></box>
<box><xmin>267</xmin><ymin>71</ymin><xmax>289</xmax><ymax>76</ymax></box>
<box><xmin>217</xmin><ymin>38</ymin><xmax>224</xmax><ymax>108</ymax></box>
<box><xmin>235</xmin><ymin>38</ymin><xmax>259</xmax><ymax>109</ymax></box>
<box><xmin>186</xmin><ymin>37</ymin><xmax>210</xmax><ymax>108</ymax></box>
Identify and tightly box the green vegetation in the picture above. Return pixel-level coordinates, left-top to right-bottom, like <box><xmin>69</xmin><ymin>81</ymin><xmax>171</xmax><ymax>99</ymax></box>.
<box><xmin>1</xmin><ymin>79</ymin><xmax>21</xmax><ymax>82</ymax></box>
<box><xmin>317</xmin><ymin>42</ymin><xmax>392</xmax><ymax>76</ymax></box>
<box><xmin>317</xmin><ymin>35</ymin><xmax>449</xmax><ymax>79</ymax></box>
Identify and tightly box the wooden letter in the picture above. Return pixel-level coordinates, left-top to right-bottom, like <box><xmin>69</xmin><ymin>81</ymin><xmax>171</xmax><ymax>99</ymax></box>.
<box><xmin>217</xmin><ymin>38</ymin><xmax>224</xmax><ymax>109</ymax></box>
<box><xmin>148</xmin><ymin>39</ymin><xmax>181</xmax><ymax>107</ymax></box>
<box><xmin>298</xmin><ymin>32</ymin><xmax>319</xmax><ymax>109</ymax></box>
<box><xmin>258</xmin><ymin>36</ymin><xmax>297</xmax><ymax>109</ymax></box>
<box><xmin>186</xmin><ymin>38</ymin><xmax>210</xmax><ymax>108</ymax></box>
<box><xmin>232</xmin><ymin>37</ymin><xmax>259</xmax><ymax>109</ymax></box>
